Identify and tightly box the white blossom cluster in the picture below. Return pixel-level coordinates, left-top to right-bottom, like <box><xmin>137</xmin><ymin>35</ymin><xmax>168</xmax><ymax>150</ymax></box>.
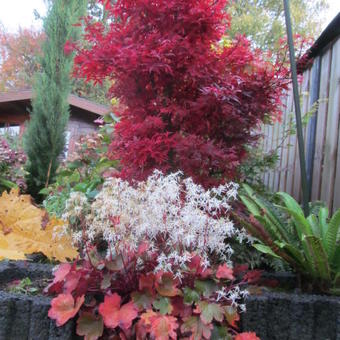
<box><xmin>62</xmin><ymin>171</ymin><xmax>249</xmax><ymax>275</ymax></box>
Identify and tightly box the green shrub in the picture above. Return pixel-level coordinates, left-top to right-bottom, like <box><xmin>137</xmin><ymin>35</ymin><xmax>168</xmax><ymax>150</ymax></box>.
<box><xmin>42</xmin><ymin>115</ymin><xmax>118</xmax><ymax>217</ymax></box>
<box><xmin>237</xmin><ymin>184</ymin><xmax>340</xmax><ymax>294</ymax></box>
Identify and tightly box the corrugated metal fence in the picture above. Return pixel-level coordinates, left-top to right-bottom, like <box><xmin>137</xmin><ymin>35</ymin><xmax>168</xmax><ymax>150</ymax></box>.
<box><xmin>260</xmin><ymin>36</ymin><xmax>340</xmax><ymax>212</ymax></box>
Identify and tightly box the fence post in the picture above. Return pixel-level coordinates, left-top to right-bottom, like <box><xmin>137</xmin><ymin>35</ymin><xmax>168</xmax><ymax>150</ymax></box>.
<box><xmin>283</xmin><ymin>0</ymin><xmax>310</xmax><ymax>216</ymax></box>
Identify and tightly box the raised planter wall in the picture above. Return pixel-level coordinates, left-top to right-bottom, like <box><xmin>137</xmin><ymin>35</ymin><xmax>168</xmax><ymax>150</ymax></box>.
<box><xmin>241</xmin><ymin>291</ymin><xmax>340</xmax><ymax>340</ymax></box>
<box><xmin>1</xmin><ymin>261</ymin><xmax>340</xmax><ymax>340</ymax></box>
<box><xmin>0</xmin><ymin>261</ymin><xmax>75</xmax><ymax>340</ymax></box>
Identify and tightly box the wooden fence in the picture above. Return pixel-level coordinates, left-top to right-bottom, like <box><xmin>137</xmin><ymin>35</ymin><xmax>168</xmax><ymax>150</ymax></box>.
<box><xmin>259</xmin><ymin>36</ymin><xmax>340</xmax><ymax>213</ymax></box>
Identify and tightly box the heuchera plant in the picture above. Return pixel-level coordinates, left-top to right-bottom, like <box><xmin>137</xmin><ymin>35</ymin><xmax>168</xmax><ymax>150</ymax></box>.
<box><xmin>47</xmin><ymin>172</ymin><xmax>261</xmax><ymax>339</ymax></box>
<box><xmin>73</xmin><ymin>0</ymin><xmax>288</xmax><ymax>188</ymax></box>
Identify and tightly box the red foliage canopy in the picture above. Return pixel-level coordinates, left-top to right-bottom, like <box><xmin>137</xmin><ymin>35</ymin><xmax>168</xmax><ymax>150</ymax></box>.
<box><xmin>74</xmin><ymin>0</ymin><xmax>287</xmax><ymax>187</ymax></box>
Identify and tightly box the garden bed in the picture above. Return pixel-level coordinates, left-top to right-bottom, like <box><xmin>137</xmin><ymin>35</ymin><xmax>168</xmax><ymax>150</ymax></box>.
<box><xmin>1</xmin><ymin>261</ymin><xmax>340</xmax><ymax>340</ymax></box>
<box><xmin>0</xmin><ymin>260</ymin><xmax>76</xmax><ymax>340</ymax></box>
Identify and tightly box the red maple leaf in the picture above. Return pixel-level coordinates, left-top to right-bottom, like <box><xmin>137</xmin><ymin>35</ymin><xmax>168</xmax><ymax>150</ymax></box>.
<box><xmin>48</xmin><ymin>294</ymin><xmax>84</xmax><ymax>326</ymax></box>
<box><xmin>216</xmin><ymin>264</ymin><xmax>235</xmax><ymax>280</ymax></box>
<box><xmin>98</xmin><ymin>293</ymin><xmax>138</xmax><ymax>330</ymax></box>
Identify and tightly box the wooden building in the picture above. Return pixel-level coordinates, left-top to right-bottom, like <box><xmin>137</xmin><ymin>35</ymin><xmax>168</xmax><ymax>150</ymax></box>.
<box><xmin>0</xmin><ymin>89</ymin><xmax>109</xmax><ymax>155</ymax></box>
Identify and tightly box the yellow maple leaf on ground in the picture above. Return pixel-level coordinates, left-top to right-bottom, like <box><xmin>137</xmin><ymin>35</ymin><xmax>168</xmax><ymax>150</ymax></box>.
<box><xmin>0</xmin><ymin>189</ymin><xmax>78</xmax><ymax>262</ymax></box>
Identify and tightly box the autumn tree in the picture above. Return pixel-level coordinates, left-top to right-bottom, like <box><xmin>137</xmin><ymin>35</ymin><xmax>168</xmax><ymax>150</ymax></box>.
<box><xmin>0</xmin><ymin>27</ymin><xmax>44</xmax><ymax>91</ymax></box>
<box><xmin>23</xmin><ymin>0</ymin><xmax>86</xmax><ymax>199</ymax></box>
<box><xmin>227</xmin><ymin>0</ymin><xmax>328</xmax><ymax>52</ymax></box>
<box><xmin>73</xmin><ymin>0</ymin><xmax>288</xmax><ymax>187</ymax></box>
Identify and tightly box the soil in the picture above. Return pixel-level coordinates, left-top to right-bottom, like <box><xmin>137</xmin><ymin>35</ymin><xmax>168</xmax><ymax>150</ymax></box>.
<box><xmin>0</xmin><ymin>276</ymin><xmax>51</xmax><ymax>295</ymax></box>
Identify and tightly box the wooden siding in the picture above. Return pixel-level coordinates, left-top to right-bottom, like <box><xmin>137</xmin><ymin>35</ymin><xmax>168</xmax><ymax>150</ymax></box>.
<box><xmin>260</xmin><ymin>36</ymin><xmax>340</xmax><ymax>212</ymax></box>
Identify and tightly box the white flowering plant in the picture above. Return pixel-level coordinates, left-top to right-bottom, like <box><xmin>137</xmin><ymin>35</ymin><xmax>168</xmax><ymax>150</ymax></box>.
<box><xmin>47</xmin><ymin>171</ymin><xmax>261</xmax><ymax>340</ymax></box>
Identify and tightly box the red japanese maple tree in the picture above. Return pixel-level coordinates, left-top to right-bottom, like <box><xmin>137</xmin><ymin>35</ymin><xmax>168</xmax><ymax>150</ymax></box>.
<box><xmin>74</xmin><ymin>0</ymin><xmax>287</xmax><ymax>187</ymax></box>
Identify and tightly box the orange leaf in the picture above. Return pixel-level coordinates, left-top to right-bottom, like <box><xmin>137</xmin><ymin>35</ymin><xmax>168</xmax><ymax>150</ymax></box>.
<box><xmin>98</xmin><ymin>293</ymin><xmax>138</xmax><ymax>330</ymax></box>
<box><xmin>181</xmin><ymin>316</ymin><xmax>213</xmax><ymax>340</ymax></box>
<box><xmin>216</xmin><ymin>264</ymin><xmax>234</xmax><ymax>280</ymax></box>
<box><xmin>149</xmin><ymin>314</ymin><xmax>178</xmax><ymax>340</ymax></box>
<box><xmin>0</xmin><ymin>189</ymin><xmax>78</xmax><ymax>261</ymax></box>
<box><xmin>48</xmin><ymin>294</ymin><xmax>84</xmax><ymax>326</ymax></box>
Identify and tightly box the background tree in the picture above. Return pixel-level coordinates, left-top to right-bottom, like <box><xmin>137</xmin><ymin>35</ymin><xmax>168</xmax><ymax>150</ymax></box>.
<box><xmin>0</xmin><ymin>27</ymin><xmax>44</xmax><ymax>91</ymax></box>
<box><xmin>23</xmin><ymin>0</ymin><xmax>86</xmax><ymax>199</ymax></box>
<box><xmin>74</xmin><ymin>0</ymin><xmax>288</xmax><ymax>187</ymax></box>
<box><xmin>227</xmin><ymin>0</ymin><xmax>329</xmax><ymax>52</ymax></box>
<box><xmin>0</xmin><ymin>2</ymin><xmax>109</xmax><ymax>103</ymax></box>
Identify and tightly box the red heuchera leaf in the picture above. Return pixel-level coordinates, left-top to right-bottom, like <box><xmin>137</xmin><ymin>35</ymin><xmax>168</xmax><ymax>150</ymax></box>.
<box><xmin>235</xmin><ymin>332</ymin><xmax>261</xmax><ymax>340</ymax></box>
<box><xmin>48</xmin><ymin>294</ymin><xmax>84</xmax><ymax>326</ymax></box>
<box><xmin>188</xmin><ymin>255</ymin><xmax>212</xmax><ymax>278</ymax></box>
<box><xmin>243</xmin><ymin>270</ymin><xmax>263</xmax><ymax>284</ymax></box>
<box><xmin>53</xmin><ymin>263</ymin><xmax>71</xmax><ymax>283</ymax></box>
<box><xmin>149</xmin><ymin>314</ymin><xmax>179</xmax><ymax>340</ymax></box>
<box><xmin>155</xmin><ymin>272</ymin><xmax>180</xmax><ymax>297</ymax></box>
<box><xmin>139</xmin><ymin>273</ymin><xmax>155</xmax><ymax>293</ymax></box>
<box><xmin>233</xmin><ymin>264</ymin><xmax>249</xmax><ymax>276</ymax></box>
<box><xmin>216</xmin><ymin>264</ymin><xmax>235</xmax><ymax>280</ymax></box>
<box><xmin>171</xmin><ymin>296</ymin><xmax>192</xmax><ymax>318</ymax></box>
<box><xmin>98</xmin><ymin>293</ymin><xmax>138</xmax><ymax>330</ymax></box>
<box><xmin>64</xmin><ymin>271</ymin><xmax>81</xmax><ymax>294</ymax></box>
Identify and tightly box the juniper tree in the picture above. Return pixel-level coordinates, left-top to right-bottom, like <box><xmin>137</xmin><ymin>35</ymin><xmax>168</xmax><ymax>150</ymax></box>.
<box><xmin>24</xmin><ymin>0</ymin><xmax>86</xmax><ymax>199</ymax></box>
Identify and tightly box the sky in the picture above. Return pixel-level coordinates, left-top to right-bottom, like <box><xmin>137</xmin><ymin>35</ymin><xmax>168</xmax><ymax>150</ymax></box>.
<box><xmin>0</xmin><ymin>0</ymin><xmax>339</xmax><ymax>32</ymax></box>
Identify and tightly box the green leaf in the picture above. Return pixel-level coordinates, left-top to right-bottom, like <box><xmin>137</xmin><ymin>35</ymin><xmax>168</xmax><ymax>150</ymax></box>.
<box><xmin>183</xmin><ymin>287</ymin><xmax>200</xmax><ymax>305</ymax></box>
<box><xmin>39</xmin><ymin>188</ymin><xmax>50</xmax><ymax>195</ymax></box>
<box><xmin>196</xmin><ymin>301</ymin><xmax>224</xmax><ymax>324</ymax></box>
<box><xmin>307</xmin><ymin>214</ymin><xmax>320</xmax><ymax>237</ymax></box>
<box><xmin>131</xmin><ymin>291</ymin><xmax>153</xmax><ymax>310</ymax></box>
<box><xmin>274</xmin><ymin>241</ymin><xmax>306</xmax><ymax>269</ymax></box>
<box><xmin>0</xmin><ymin>178</ymin><xmax>17</xmax><ymax>189</ymax></box>
<box><xmin>194</xmin><ymin>280</ymin><xmax>218</xmax><ymax>298</ymax></box>
<box><xmin>74</xmin><ymin>183</ymin><xmax>89</xmax><ymax>192</ymax></box>
<box><xmin>319</xmin><ymin>207</ymin><xmax>329</xmax><ymax>237</ymax></box>
<box><xmin>252</xmin><ymin>243</ymin><xmax>282</xmax><ymax>259</ymax></box>
<box><xmin>304</xmin><ymin>235</ymin><xmax>331</xmax><ymax>281</ymax></box>
<box><xmin>241</xmin><ymin>185</ymin><xmax>292</xmax><ymax>243</ymax></box>
<box><xmin>325</xmin><ymin>209</ymin><xmax>340</xmax><ymax>260</ymax></box>
<box><xmin>76</xmin><ymin>313</ymin><xmax>104</xmax><ymax>340</ymax></box>
<box><xmin>211</xmin><ymin>325</ymin><xmax>231</xmax><ymax>340</ymax></box>
<box><xmin>152</xmin><ymin>297</ymin><xmax>172</xmax><ymax>315</ymax></box>
<box><xmin>276</xmin><ymin>191</ymin><xmax>304</xmax><ymax>217</ymax></box>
